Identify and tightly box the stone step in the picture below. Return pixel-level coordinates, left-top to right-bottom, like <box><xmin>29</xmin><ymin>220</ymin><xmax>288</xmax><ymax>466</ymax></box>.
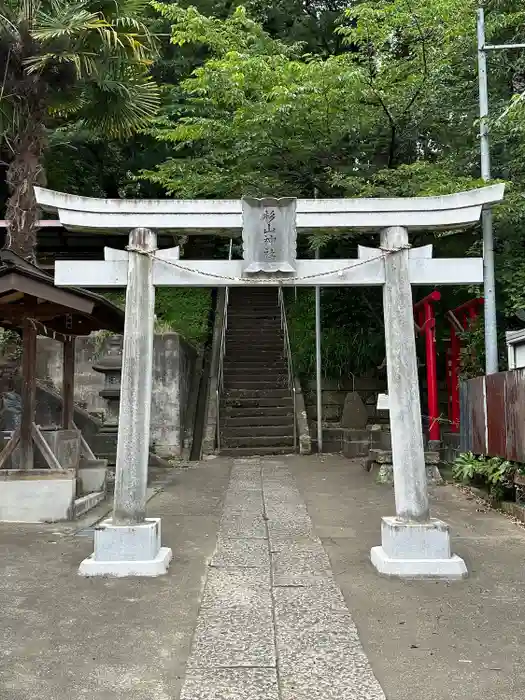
<box><xmin>225</xmin><ymin>348</ymin><xmax>284</xmax><ymax>357</ymax></box>
<box><xmin>219</xmin><ymin>446</ymin><xmax>296</xmax><ymax>457</ymax></box>
<box><xmin>226</xmin><ymin>337</ymin><xmax>283</xmax><ymax>345</ymax></box>
<box><xmin>225</xmin><ymin>380</ymin><xmax>287</xmax><ymax>390</ymax></box>
<box><xmin>221</xmin><ymin>424</ymin><xmax>294</xmax><ymax>438</ymax></box>
<box><xmin>224</xmin><ymin>358</ymin><xmax>286</xmax><ymax>365</ymax></box>
<box><xmin>227</xmin><ymin>331</ymin><xmax>282</xmax><ymax>338</ymax></box>
<box><xmin>227</xmin><ymin>314</ymin><xmax>280</xmax><ymax>320</ymax></box>
<box><xmin>227</xmin><ymin>322</ymin><xmax>282</xmax><ymax>329</ymax></box>
<box><xmin>224</xmin><ymin>377</ymin><xmax>288</xmax><ymax>386</ymax></box>
<box><xmin>224</xmin><ymin>388</ymin><xmax>291</xmax><ymax>399</ymax></box>
<box><xmin>225</xmin><ymin>356</ymin><xmax>285</xmax><ymax>364</ymax></box>
<box><xmin>225</xmin><ymin>348</ymin><xmax>284</xmax><ymax>355</ymax></box>
<box><xmin>222</xmin><ymin>405</ymin><xmax>294</xmax><ymax>418</ymax></box>
<box><xmin>223</xmin><ymin>414</ymin><xmax>294</xmax><ymax>426</ymax></box>
<box><xmin>229</xmin><ymin>292</ymin><xmax>278</xmax><ymax>300</ymax></box>
<box><xmin>223</xmin><ymin>364</ymin><xmax>288</xmax><ymax>373</ymax></box>
<box><xmin>225</xmin><ymin>344</ymin><xmax>283</xmax><ymax>350</ymax></box>
<box><xmin>221</xmin><ymin>435</ymin><xmax>295</xmax><ymax>448</ymax></box>
<box><xmin>228</xmin><ymin>308</ymin><xmax>279</xmax><ymax>313</ymax></box>
<box><xmin>227</xmin><ymin>316</ymin><xmax>280</xmax><ymax>323</ymax></box>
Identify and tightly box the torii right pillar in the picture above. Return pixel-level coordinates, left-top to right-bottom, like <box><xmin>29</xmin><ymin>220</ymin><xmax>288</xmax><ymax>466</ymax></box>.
<box><xmin>371</xmin><ymin>226</ymin><xmax>467</xmax><ymax>578</ymax></box>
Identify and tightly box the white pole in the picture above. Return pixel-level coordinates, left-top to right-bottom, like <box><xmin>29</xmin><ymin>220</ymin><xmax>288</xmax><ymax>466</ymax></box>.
<box><xmin>477</xmin><ymin>7</ymin><xmax>499</xmax><ymax>375</ymax></box>
<box><xmin>315</xmin><ymin>248</ymin><xmax>323</xmax><ymax>453</ymax></box>
<box><xmin>113</xmin><ymin>227</ymin><xmax>156</xmax><ymax>525</ymax></box>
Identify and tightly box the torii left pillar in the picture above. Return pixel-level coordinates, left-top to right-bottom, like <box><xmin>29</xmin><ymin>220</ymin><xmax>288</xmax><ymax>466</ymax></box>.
<box><xmin>79</xmin><ymin>228</ymin><xmax>172</xmax><ymax>577</ymax></box>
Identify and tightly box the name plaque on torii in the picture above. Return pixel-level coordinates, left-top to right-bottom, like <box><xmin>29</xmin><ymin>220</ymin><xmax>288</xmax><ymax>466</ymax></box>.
<box><xmin>242</xmin><ymin>197</ymin><xmax>297</xmax><ymax>275</ymax></box>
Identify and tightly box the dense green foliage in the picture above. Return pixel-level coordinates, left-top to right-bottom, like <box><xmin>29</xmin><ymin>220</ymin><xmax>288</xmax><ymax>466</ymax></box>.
<box><xmin>104</xmin><ymin>288</ymin><xmax>211</xmax><ymax>346</ymax></box>
<box><xmin>4</xmin><ymin>0</ymin><xmax>525</xmax><ymax>375</ymax></box>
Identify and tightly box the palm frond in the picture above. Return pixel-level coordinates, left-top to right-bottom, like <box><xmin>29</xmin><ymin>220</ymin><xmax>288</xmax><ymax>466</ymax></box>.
<box><xmin>80</xmin><ymin>69</ymin><xmax>160</xmax><ymax>138</ymax></box>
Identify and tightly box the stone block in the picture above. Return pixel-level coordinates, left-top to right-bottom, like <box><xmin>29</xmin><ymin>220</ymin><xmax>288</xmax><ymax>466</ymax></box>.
<box><xmin>371</xmin><ymin>516</ymin><xmax>467</xmax><ymax>579</ymax></box>
<box><xmin>79</xmin><ymin>518</ymin><xmax>172</xmax><ymax>577</ymax></box>
<box><xmin>342</xmin><ymin>440</ymin><xmax>369</xmax><ymax>459</ymax></box>
<box><xmin>374</xmin><ymin>462</ymin><xmax>442</xmax><ymax>485</ymax></box>
<box><xmin>369</xmin><ymin>449</ymin><xmax>442</xmax><ymax>484</ymax></box>
<box><xmin>377</xmin><ymin>430</ymin><xmax>392</xmax><ymax>451</ymax></box>
<box><xmin>93</xmin><ymin>517</ymin><xmax>160</xmax><ymax>561</ymax></box>
<box><xmin>78</xmin><ymin>458</ymin><xmax>108</xmax><ymax>495</ymax></box>
<box><xmin>0</xmin><ymin>469</ymin><xmax>76</xmax><ymax>522</ymax></box>
<box><xmin>340</xmin><ymin>391</ymin><xmax>368</xmax><ymax>429</ymax></box>
<box><xmin>380</xmin><ymin>516</ymin><xmax>450</xmax><ymax>559</ymax></box>
<box><xmin>40</xmin><ymin>429</ymin><xmax>81</xmax><ymax>470</ymax></box>
<box><xmin>74</xmin><ymin>491</ymin><xmax>105</xmax><ymax>518</ymax></box>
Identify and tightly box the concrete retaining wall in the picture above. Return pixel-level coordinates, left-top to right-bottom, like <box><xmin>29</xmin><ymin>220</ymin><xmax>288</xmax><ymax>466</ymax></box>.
<box><xmin>35</xmin><ymin>333</ymin><xmax>197</xmax><ymax>458</ymax></box>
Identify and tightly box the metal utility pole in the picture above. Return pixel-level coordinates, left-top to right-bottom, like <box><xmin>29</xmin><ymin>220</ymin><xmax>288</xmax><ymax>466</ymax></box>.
<box><xmin>315</xmin><ymin>247</ymin><xmax>322</xmax><ymax>453</ymax></box>
<box><xmin>477</xmin><ymin>8</ymin><xmax>525</xmax><ymax>374</ymax></box>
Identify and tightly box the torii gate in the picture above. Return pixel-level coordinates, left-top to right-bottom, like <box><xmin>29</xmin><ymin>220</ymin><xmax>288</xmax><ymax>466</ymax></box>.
<box><xmin>35</xmin><ymin>184</ymin><xmax>504</xmax><ymax>579</ymax></box>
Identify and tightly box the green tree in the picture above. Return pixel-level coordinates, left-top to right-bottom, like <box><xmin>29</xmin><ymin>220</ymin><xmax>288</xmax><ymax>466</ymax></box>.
<box><xmin>0</xmin><ymin>0</ymin><xmax>160</xmax><ymax>261</ymax></box>
<box><xmin>141</xmin><ymin>2</ymin><xmax>525</xmax><ymax>377</ymax></box>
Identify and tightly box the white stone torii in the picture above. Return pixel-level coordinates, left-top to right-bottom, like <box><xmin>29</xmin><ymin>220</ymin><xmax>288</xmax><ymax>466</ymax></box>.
<box><xmin>35</xmin><ymin>184</ymin><xmax>504</xmax><ymax>579</ymax></box>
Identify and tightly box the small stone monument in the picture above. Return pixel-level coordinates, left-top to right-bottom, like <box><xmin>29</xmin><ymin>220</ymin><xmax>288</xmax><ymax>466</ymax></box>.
<box><xmin>341</xmin><ymin>391</ymin><xmax>368</xmax><ymax>429</ymax></box>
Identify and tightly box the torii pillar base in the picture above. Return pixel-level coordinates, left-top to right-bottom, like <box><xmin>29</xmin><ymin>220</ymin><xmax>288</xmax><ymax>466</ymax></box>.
<box><xmin>371</xmin><ymin>517</ymin><xmax>467</xmax><ymax>580</ymax></box>
<box><xmin>79</xmin><ymin>518</ymin><xmax>172</xmax><ymax>577</ymax></box>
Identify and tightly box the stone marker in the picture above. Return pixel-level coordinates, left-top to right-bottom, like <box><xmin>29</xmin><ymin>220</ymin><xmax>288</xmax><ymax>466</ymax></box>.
<box><xmin>341</xmin><ymin>391</ymin><xmax>368</xmax><ymax>429</ymax></box>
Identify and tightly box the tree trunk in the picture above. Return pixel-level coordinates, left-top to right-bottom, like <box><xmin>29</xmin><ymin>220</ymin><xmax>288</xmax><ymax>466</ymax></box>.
<box><xmin>4</xmin><ymin>122</ymin><xmax>47</xmax><ymax>265</ymax></box>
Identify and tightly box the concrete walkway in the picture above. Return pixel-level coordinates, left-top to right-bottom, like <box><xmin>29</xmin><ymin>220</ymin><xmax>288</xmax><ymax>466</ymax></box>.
<box><xmin>1</xmin><ymin>454</ymin><xmax>525</xmax><ymax>699</ymax></box>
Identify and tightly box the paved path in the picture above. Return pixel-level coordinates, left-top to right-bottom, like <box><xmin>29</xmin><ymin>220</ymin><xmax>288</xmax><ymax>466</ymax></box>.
<box><xmin>180</xmin><ymin>457</ymin><xmax>385</xmax><ymax>699</ymax></box>
<box><xmin>2</xmin><ymin>454</ymin><xmax>525</xmax><ymax>700</ymax></box>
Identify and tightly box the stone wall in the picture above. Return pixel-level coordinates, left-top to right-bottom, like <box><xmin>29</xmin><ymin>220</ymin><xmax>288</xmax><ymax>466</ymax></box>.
<box><xmin>36</xmin><ymin>333</ymin><xmax>197</xmax><ymax>458</ymax></box>
<box><xmin>304</xmin><ymin>377</ymin><xmax>449</xmax><ymax>427</ymax></box>
<box><xmin>304</xmin><ymin>377</ymin><xmax>388</xmax><ymax>426</ymax></box>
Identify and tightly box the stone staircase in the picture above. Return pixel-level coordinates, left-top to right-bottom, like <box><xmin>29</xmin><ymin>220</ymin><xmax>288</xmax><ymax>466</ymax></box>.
<box><xmin>219</xmin><ymin>288</ymin><xmax>296</xmax><ymax>456</ymax></box>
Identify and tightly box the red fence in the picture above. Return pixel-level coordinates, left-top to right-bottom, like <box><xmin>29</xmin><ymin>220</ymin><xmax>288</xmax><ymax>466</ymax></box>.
<box><xmin>460</xmin><ymin>369</ymin><xmax>525</xmax><ymax>461</ymax></box>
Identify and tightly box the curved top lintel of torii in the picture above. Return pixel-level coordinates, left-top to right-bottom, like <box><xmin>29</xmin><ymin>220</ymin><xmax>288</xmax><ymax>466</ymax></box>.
<box><xmin>34</xmin><ymin>183</ymin><xmax>505</xmax><ymax>234</ymax></box>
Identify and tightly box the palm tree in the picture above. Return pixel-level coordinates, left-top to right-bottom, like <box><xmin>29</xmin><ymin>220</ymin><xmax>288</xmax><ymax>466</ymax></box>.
<box><xmin>0</xmin><ymin>0</ymin><xmax>160</xmax><ymax>262</ymax></box>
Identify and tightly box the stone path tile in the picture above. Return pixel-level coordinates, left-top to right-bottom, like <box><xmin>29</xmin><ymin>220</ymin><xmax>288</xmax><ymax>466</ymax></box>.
<box><xmin>271</xmin><ymin>535</ymin><xmax>333</xmax><ymax>586</ymax></box>
<box><xmin>219</xmin><ymin>512</ymin><xmax>267</xmax><ymax>539</ymax></box>
<box><xmin>274</xmin><ymin>586</ymin><xmax>385</xmax><ymax>699</ymax></box>
<box><xmin>180</xmin><ymin>669</ymin><xmax>279</xmax><ymax>700</ymax></box>
<box><xmin>187</xmin><ymin>569</ymin><xmax>274</xmax><ymax>668</ymax></box>
<box><xmin>210</xmin><ymin>538</ymin><xmax>269</xmax><ymax>568</ymax></box>
<box><xmin>179</xmin><ymin>457</ymin><xmax>386</xmax><ymax>699</ymax></box>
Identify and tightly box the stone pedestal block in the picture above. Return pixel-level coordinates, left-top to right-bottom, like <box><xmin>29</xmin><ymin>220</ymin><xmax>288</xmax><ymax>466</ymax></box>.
<box><xmin>371</xmin><ymin>516</ymin><xmax>467</xmax><ymax>579</ymax></box>
<box><xmin>79</xmin><ymin>518</ymin><xmax>172</xmax><ymax>577</ymax></box>
<box><xmin>78</xmin><ymin>458</ymin><xmax>108</xmax><ymax>495</ymax></box>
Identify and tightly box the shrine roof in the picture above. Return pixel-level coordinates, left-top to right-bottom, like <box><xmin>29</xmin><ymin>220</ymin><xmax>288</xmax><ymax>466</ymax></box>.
<box><xmin>0</xmin><ymin>250</ymin><xmax>124</xmax><ymax>339</ymax></box>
